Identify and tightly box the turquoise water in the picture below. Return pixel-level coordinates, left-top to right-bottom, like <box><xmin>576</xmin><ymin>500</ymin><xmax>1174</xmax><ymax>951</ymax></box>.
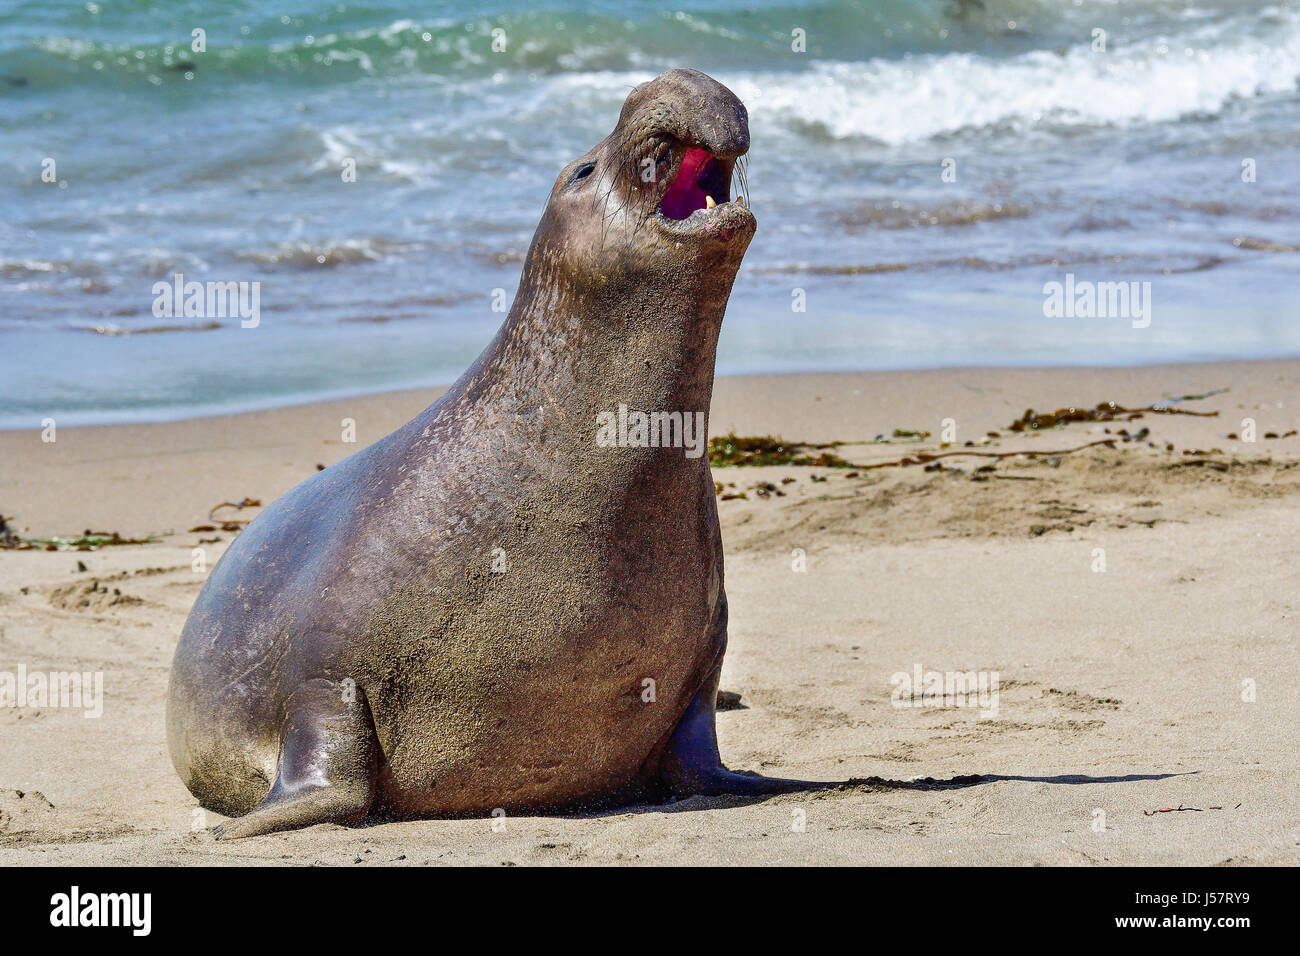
<box><xmin>2</xmin><ymin>0</ymin><xmax>1299</xmax><ymax>425</ymax></box>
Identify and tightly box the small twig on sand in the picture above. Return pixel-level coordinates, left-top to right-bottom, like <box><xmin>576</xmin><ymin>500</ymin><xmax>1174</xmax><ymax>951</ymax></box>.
<box><xmin>1143</xmin><ymin>804</ymin><xmax>1227</xmax><ymax>816</ymax></box>
<box><xmin>207</xmin><ymin>498</ymin><xmax>262</xmax><ymax>526</ymax></box>
<box><xmin>1151</xmin><ymin>387</ymin><xmax>1229</xmax><ymax>409</ymax></box>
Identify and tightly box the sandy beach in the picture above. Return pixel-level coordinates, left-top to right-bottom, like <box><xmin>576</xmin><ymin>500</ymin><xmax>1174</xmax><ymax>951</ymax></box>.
<box><xmin>2</xmin><ymin>359</ymin><xmax>1298</xmax><ymax>866</ymax></box>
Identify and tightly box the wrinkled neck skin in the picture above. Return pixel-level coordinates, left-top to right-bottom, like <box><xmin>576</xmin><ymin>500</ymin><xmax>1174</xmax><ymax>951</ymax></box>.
<box><xmin>500</xmin><ymin>235</ymin><xmax>733</xmax><ymax>419</ymax></box>
<box><xmin>419</xmin><ymin>212</ymin><xmax>746</xmax><ymax>495</ymax></box>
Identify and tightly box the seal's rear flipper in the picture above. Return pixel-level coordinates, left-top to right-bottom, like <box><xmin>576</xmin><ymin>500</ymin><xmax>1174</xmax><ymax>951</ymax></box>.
<box><xmin>212</xmin><ymin>678</ymin><xmax>379</xmax><ymax>840</ymax></box>
<box><xmin>659</xmin><ymin>620</ymin><xmax>831</xmax><ymax>798</ymax></box>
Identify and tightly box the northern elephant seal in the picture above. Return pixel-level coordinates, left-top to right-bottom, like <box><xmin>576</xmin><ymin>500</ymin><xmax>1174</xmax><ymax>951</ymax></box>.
<box><xmin>167</xmin><ymin>68</ymin><xmax>818</xmax><ymax>839</ymax></box>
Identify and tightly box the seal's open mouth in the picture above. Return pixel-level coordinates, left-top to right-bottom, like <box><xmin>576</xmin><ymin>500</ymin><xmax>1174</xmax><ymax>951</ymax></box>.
<box><xmin>661</xmin><ymin>147</ymin><xmax>734</xmax><ymax>220</ymax></box>
<box><xmin>654</xmin><ymin>143</ymin><xmax>753</xmax><ymax>242</ymax></box>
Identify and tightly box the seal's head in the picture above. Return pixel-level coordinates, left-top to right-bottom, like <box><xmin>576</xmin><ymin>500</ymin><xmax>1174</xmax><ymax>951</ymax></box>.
<box><xmin>497</xmin><ymin>69</ymin><xmax>756</xmax><ymax>410</ymax></box>
<box><xmin>535</xmin><ymin>69</ymin><xmax>757</xmax><ymax>293</ymax></box>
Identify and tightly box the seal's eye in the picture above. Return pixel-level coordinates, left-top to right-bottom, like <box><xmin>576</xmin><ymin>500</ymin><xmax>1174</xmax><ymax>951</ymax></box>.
<box><xmin>568</xmin><ymin>162</ymin><xmax>595</xmax><ymax>185</ymax></box>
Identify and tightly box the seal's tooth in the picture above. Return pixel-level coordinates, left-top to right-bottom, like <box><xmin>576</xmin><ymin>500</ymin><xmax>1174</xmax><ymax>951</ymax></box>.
<box><xmin>705</xmin><ymin>195</ymin><xmax>716</xmax><ymax>209</ymax></box>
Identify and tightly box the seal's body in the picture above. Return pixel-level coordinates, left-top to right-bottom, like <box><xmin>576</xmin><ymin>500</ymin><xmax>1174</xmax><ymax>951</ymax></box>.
<box><xmin>168</xmin><ymin>70</ymin><xmax>811</xmax><ymax>839</ymax></box>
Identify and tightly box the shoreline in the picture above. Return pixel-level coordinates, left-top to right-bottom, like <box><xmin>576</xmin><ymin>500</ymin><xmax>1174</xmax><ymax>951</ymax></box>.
<box><xmin>5</xmin><ymin>353</ymin><xmax>1299</xmax><ymax>433</ymax></box>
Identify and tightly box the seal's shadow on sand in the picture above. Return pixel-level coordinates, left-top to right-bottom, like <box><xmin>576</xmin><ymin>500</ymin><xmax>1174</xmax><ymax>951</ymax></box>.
<box><xmin>327</xmin><ymin>771</ymin><xmax>1198</xmax><ymax>834</ymax></box>
<box><xmin>610</xmin><ymin>770</ymin><xmax>1199</xmax><ymax>817</ymax></box>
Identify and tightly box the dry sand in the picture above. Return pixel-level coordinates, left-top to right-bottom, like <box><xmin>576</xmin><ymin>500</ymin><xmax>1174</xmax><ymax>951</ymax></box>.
<box><xmin>1</xmin><ymin>359</ymin><xmax>1298</xmax><ymax>865</ymax></box>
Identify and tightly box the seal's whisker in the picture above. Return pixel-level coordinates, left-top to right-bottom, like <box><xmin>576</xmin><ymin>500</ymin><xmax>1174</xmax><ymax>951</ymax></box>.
<box><xmin>599</xmin><ymin>169</ymin><xmax>624</xmax><ymax>238</ymax></box>
<box><xmin>734</xmin><ymin>155</ymin><xmax>750</xmax><ymax>207</ymax></box>
<box><xmin>598</xmin><ymin>173</ymin><xmax>618</xmax><ymax>253</ymax></box>
<box><xmin>597</xmin><ymin>129</ymin><xmax>640</xmax><ymax>251</ymax></box>
<box><xmin>596</xmin><ymin>131</ymin><xmax>634</xmax><ymax>254</ymax></box>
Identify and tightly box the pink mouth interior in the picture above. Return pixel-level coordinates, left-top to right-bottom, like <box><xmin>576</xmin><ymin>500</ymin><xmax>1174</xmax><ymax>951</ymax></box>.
<box><xmin>661</xmin><ymin>146</ymin><xmax>728</xmax><ymax>220</ymax></box>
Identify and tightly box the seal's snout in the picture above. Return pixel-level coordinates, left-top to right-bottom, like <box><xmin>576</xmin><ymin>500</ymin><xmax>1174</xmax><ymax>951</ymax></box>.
<box><xmin>621</xmin><ymin>68</ymin><xmax>750</xmax><ymax>159</ymax></box>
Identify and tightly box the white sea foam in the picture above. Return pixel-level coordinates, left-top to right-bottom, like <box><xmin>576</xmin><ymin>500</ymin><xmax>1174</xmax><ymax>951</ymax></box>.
<box><xmin>544</xmin><ymin>8</ymin><xmax>1300</xmax><ymax>145</ymax></box>
<box><xmin>742</xmin><ymin>10</ymin><xmax>1300</xmax><ymax>144</ymax></box>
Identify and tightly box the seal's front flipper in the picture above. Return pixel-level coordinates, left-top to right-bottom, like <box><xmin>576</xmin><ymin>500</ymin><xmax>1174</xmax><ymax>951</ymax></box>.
<box><xmin>213</xmin><ymin>678</ymin><xmax>379</xmax><ymax>840</ymax></box>
<box><xmin>660</xmin><ymin>638</ymin><xmax>829</xmax><ymax>799</ymax></box>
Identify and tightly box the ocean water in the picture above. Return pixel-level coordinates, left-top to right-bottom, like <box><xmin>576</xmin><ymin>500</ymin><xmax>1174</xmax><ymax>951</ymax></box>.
<box><xmin>2</xmin><ymin>0</ymin><xmax>1298</xmax><ymax>425</ymax></box>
